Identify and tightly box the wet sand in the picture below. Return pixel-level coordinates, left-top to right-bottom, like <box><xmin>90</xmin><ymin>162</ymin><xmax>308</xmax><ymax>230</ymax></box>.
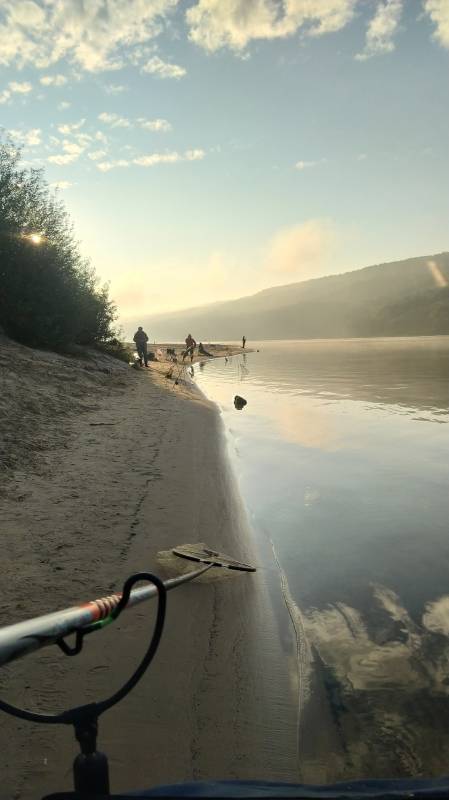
<box><xmin>0</xmin><ymin>338</ymin><xmax>298</xmax><ymax>798</ymax></box>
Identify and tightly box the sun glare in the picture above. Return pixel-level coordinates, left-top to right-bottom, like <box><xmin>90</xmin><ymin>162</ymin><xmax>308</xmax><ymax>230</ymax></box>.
<box><xmin>29</xmin><ymin>233</ymin><xmax>43</xmax><ymax>245</ymax></box>
<box><xmin>427</xmin><ymin>259</ymin><xmax>448</xmax><ymax>288</ymax></box>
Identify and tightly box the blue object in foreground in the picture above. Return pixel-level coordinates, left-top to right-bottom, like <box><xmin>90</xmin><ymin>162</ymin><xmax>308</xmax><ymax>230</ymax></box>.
<box><xmin>43</xmin><ymin>776</ymin><xmax>449</xmax><ymax>799</ymax></box>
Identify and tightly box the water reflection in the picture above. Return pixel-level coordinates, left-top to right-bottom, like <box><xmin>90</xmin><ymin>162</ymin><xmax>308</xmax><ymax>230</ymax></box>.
<box><xmin>199</xmin><ymin>337</ymin><xmax>449</xmax><ymax>417</ymax></box>
<box><xmin>196</xmin><ymin>338</ymin><xmax>449</xmax><ymax>781</ymax></box>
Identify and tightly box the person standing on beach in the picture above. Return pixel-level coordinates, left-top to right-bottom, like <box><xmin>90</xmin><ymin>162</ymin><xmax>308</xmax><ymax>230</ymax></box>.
<box><xmin>242</xmin><ymin>335</ymin><xmax>246</xmax><ymax>349</ymax></box>
<box><xmin>183</xmin><ymin>333</ymin><xmax>197</xmax><ymax>363</ymax></box>
<box><xmin>133</xmin><ymin>326</ymin><xmax>149</xmax><ymax>367</ymax></box>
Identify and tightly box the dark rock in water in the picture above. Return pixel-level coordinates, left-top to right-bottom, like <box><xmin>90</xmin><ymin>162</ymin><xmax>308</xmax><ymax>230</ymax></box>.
<box><xmin>234</xmin><ymin>395</ymin><xmax>247</xmax><ymax>410</ymax></box>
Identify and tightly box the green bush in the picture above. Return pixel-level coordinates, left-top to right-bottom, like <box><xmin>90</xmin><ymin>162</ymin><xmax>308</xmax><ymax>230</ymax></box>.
<box><xmin>0</xmin><ymin>137</ymin><xmax>121</xmax><ymax>351</ymax></box>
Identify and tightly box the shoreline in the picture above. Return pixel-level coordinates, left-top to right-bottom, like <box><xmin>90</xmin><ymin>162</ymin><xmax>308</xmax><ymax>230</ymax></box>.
<box><xmin>0</xmin><ymin>338</ymin><xmax>298</xmax><ymax>797</ymax></box>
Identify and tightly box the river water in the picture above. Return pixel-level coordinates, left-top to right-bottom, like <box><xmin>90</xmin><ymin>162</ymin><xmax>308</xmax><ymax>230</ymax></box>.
<box><xmin>194</xmin><ymin>338</ymin><xmax>449</xmax><ymax>781</ymax></box>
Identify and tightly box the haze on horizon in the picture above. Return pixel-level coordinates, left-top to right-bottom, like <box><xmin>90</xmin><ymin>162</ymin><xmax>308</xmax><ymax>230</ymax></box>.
<box><xmin>1</xmin><ymin>0</ymin><xmax>448</xmax><ymax>325</ymax></box>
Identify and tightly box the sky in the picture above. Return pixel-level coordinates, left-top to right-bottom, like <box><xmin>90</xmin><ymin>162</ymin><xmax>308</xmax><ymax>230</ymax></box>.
<box><xmin>0</xmin><ymin>0</ymin><xmax>448</xmax><ymax>325</ymax></box>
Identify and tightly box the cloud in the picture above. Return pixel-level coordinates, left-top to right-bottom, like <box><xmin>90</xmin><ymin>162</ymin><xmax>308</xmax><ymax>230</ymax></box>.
<box><xmin>48</xmin><ymin>153</ymin><xmax>79</xmax><ymax>165</ymax></box>
<box><xmin>138</xmin><ymin>117</ymin><xmax>172</xmax><ymax>132</ymax></box>
<box><xmin>40</xmin><ymin>74</ymin><xmax>68</xmax><ymax>86</ymax></box>
<box><xmin>265</xmin><ymin>219</ymin><xmax>338</xmax><ymax>277</ymax></box>
<box><xmin>0</xmin><ymin>79</ymin><xmax>32</xmax><ymax>103</ymax></box>
<box><xmin>74</xmin><ymin>132</ymin><xmax>93</xmax><ymax>146</ymax></box>
<box><xmin>50</xmin><ymin>180</ymin><xmax>72</xmax><ymax>190</ymax></box>
<box><xmin>98</xmin><ymin>112</ymin><xmax>131</xmax><ymax>128</ymax></box>
<box><xmin>58</xmin><ymin>100</ymin><xmax>71</xmax><ymax>110</ymax></box>
<box><xmin>142</xmin><ymin>55</ymin><xmax>186</xmax><ymax>78</ymax></box>
<box><xmin>88</xmin><ymin>149</ymin><xmax>107</xmax><ymax>161</ymax></box>
<box><xmin>57</xmin><ymin>119</ymin><xmax>85</xmax><ymax>135</ymax></box>
<box><xmin>295</xmin><ymin>159</ymin><xmax>320</xmax><ymax>170</ymax></box>
<box><xmin>186</xmin><ymin>0</ymin><xmax>357</xmax><ymax>52</ymax></box>
<box><xmin>355</xmin><ymin>0</ymin><xmax>403</xmax><ymax>60</ymax></box>
<box><xmin>8</xmin><ymin>127</ymin><xmax>42</xmax><ymax>146</ymax></box>
<box><xmin>9</xmin><ymin>80</ymin><xmax>32</xmax><ymax>93</ymax></box>
<box><xmin>423</xmin><ymin>0</ymin><xmax>449</xmax><ymax>48</ymax></box>
<box><xmin>0</xmin><ymin>0</ymin><xmax>179</xmax><ymax>72</ymax></box>
<box><xmin>133</xmin><ymin>148</ymin><xmax>205</xmax><ymax>166</ymax></box>
<box><xmin>62</xmin><ymin>139</ymin><xmax>86</xmax><ymax>156</ymax></box>
<box><xmin>103</xmin><ymin>83</ymin><xmax>126</xmax><ymax>94</ymax></box>
<box><xmin>95</xmin><ymin>130</ymin><xmax>109</xmax><ymax>144</ymax></box>
<box><xmin>96</xmin><ymin>159</ymin><xmax>130</xmax><ymax>172</ymax></box>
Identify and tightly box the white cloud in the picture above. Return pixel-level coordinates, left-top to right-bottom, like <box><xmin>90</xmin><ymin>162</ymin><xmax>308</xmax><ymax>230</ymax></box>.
<box><xmin>95</xmin><ymin>130</ymin><xmax>109</xmax><ymax>144</ymax></box>
<box><xmin>48</xmin><ymin>153</ymin><xmax>79</xmax><ymax>165</ymax></box>
<box><xmin>88</xmin><ymin>149</ymin><xmax>107</xmax><ymax>161</ymax></box>
<box><xmin>57</xmin><ymin>119</ymin><xmax>85</xmax><ymax>135</ymax></box>
<box><xmin>8</xmin><ymin>127</ymin><xmax>42</xmax><ymax>146</ymax></box>
<box><xmin>98</xmin><ymin>112</ymin><xmax>131</xmax><ymax>128</ymax></box>
<box><xmin>356</xmin><ymin>0</ymin><xmax>403</xmax><ymax>60</ymax></box>
<box><xmin>62</xmin><ymin>139</ymin><xmax>85</xmax><ymax>155</ymax></box>
<box><xmin>96</xmin><ymin>159</ymin><xmax>130</xmax><ymax>172</ymax></box>
<box><xmin>133</xmin><ymin>149</ymin><xmax>205</xmax><ymax>167</ymax></box>
<box><xmin>74</xmin><ymin>132</ymin><xmax>93</xmax><ymax>146</ymax></box>
<box><xmin>423</xmin><ymin>0</ymin><xmax>449</xmax><ymax>48</ymax></box>
<box><xmin>185</xmin><ymin>149</ymin><xmax>205</xmax><ymax>161</ymax></box>
<box><xmin>142</xmin><ymin>55</ymin><xmax>186</xmax><ymax>78</ymax></box>
<box><xmin>265</xmin><ymin>219</ymin><xmax>337</xmax><ymax>277</ymax></box>
<box><xmin>40</xmin><ymin>74</ymin><xmax>68</xmax><ymax>87</ymax></box>
<box><xmin>295</xmin><ymin>159</ymin><xmax>319</xmax><ymax>170</ymax></box>
<box><xmin>104</xmin><ymin>83</ymin><xmax>126</xmax><ymax>94</ymax></box>
<box><xmin>138</xmin><ymin>117</ymin><xmax>172</xmax><ymax>132</ymax></box>
<box><xmin>0</xmin><ymin>79</ymin><xmax>32</xmax><ymax>103</ymax></box>
<box><xmin>9</xmin><ymin>80</ymin><xmax>32</xmax><ymax>93</ymax></box>
<box><xmin>58</xmin><ymin>100</ymin><xmax>71</xmax><ymax>110</ymax></box>
<box><xmin>50</xmin><ymin>180</ymin><xmax>72</xmax><ymax>190</ymax></box>
<box><xmin>186</xmin><ymin>0</ymin><xmax>357</xmax><ymax>52</ymax></box>
<box><xmin>0</xmin><ymin>0</ymin><xmax>179</xmax><ymax>72</ymax></box>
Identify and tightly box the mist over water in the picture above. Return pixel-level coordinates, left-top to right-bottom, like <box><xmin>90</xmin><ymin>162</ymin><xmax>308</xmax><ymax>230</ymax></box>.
<box><xmin>195</xmin><ymin>338</ymin><xmax>449</xmax><ymax>781</ymax></box>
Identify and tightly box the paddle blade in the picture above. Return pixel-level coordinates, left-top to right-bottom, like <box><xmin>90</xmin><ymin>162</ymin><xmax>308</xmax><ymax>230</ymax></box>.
<box><xmin>172</xmin><ymin>543</ymin><xmax>256</xmax><ymax>572</ymax></box>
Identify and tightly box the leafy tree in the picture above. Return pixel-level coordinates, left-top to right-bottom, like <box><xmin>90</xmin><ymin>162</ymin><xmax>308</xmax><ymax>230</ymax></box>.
<box><xmin>0</xmin><ymin>136</ymin><xmax>120</xmax><ymax>351</ymax></box>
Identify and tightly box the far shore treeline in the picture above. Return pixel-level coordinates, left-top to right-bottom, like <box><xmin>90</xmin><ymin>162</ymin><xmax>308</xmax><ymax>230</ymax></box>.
<box><xmin>0</xmin><ymin>138</ymin><xmax>126</xmax><ymax>358</ymax></box>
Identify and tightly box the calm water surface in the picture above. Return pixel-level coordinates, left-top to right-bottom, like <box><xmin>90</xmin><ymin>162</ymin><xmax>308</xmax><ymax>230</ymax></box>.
<box><xmin>195</xmin><ymin>338</ymin><xmax>449</xmax><ymax>781</ymax></box>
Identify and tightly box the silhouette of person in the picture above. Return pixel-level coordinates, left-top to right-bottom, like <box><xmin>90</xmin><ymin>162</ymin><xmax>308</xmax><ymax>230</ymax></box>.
<box><xmin>242</xmin><ymin>336</ymin><xmax>246</xmax><ymax>349</ymax></box>
<box><xmin>133</xmin><ymin>326</ymin><xmax>149</xmax><ymax>367</ymax></box>
<box><xmin>198</xmin><ymin>342</ymin><xmax>213</xmax><ymax>357</ymax></box>
<box><xmin>183</xmin><ymin>333</ymin><xmax>197</xmax><ymax>363</ymax></box>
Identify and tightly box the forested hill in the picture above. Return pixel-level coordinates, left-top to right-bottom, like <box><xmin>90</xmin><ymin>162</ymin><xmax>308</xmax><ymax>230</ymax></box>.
<box><xmin>128</xmin><ymin>253</ymin><xmax>449</xmax><ymax>341</ymax></box>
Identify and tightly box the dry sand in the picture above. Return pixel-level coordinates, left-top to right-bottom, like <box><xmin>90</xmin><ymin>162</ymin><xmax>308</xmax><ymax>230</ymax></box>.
<box><xmin>0</xmin><ymin>337</ymin><xmax>298</xmax><ymax>798</ymax></box>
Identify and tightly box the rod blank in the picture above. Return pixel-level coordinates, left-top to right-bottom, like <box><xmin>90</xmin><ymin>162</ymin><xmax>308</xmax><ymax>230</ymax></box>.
<box><xmin>0</xmin><ymin>564</ymin><xmax>212</xmax><ymax>668</ymax></box>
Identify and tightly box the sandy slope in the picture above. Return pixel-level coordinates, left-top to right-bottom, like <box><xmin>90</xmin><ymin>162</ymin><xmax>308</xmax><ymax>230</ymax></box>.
<box><xmin>0</xmin><ymin>338</ymin><xmax>298</xmax><ymax>798</ymax></box>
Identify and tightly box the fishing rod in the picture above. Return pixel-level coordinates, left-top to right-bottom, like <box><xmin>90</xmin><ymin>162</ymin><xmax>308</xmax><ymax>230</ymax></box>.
<box><xmin>0</xmin><ymin>544</ymin><xmax>255</xmax><ymax>796</ymax></box>
<box><xmin>3</xmin><ymin>550</ymin><xmax>449</xmax><ymax>799</ymax></box>
<box><xmin>0</xmin><ymin>545</ymin><xmax>255</xmax><ymax>669</ymax></box>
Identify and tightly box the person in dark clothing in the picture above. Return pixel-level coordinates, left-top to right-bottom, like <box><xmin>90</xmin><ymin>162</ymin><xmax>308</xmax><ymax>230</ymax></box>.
<box><xmin>242</xmin><ymin>335</ymin><xmax>246</xmax><ymax>349</ymax></box>
<box><xmin>198</xmin><ymin>342</ymin><xmax>213</xmax><ymax>357</ymax></box>
<box><xmin>182</xmin><ymin>333</ymin><xmax>197</xmax><ymax>363</ymax></box>
<box><xmin>133</xmin><ymin>326</ymin><xmax>149</xmax><ymax>367</ymax></box>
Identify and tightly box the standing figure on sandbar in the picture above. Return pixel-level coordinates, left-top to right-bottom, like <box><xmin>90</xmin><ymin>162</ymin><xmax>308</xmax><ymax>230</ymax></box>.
<box><xmin>133</xmin><ymin>326</ymin><xmax>149</xmax><ymax>367</ymax></box>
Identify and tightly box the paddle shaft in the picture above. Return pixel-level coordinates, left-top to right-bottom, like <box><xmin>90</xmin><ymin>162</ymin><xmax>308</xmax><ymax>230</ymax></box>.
<box><xmin>0</xmin><ymin>563</ymin><xmax>213</xmax><ymax>668</ymax></box>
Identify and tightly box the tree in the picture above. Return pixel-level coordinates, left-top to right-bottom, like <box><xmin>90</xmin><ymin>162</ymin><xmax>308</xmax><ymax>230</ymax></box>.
<box><xmin>0</xmin><ymin>136</ymin><xmax>119</xmax><ymax>350</ymax></box>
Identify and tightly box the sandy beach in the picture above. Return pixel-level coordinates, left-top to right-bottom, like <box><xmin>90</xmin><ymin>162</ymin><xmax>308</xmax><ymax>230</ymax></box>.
<box><xmin>0</xmin><ymin>337</ymin><xmax>298</xmax><ymax>798</ymax></box>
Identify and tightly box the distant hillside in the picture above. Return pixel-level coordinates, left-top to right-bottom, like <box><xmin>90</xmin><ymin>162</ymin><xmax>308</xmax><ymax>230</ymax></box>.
<box><xmin>126</xmin><ymin>253</ymin><xmax>449</xmax><ymax>341</ymax></box>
